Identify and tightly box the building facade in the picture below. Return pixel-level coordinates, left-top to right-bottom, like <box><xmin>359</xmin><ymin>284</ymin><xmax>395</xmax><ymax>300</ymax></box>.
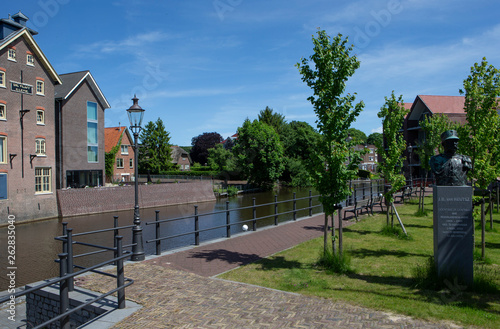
<box><xmin>0</xmin><ymin>14</ymin><xmax>62</xmax><ymax>222</ymax></box>
<box><xmin>105</xmin><ymin>126</ymin><xmax>134</xmax><ymax>182</ymax></box>
<box><xmin>55</xmin><ymin>71</ymin><xmax>110</xmax><ymax>188</ymax></box>
<box><xmin>171</xmin><ymin>145</ymin><xmax>191</xmax><ymax>171</ymax></box>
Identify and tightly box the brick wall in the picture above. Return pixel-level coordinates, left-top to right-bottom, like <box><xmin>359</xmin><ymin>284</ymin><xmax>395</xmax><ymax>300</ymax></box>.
<box><xmin>57</xmin><ymin>181</ymin><xmax>215</xmax><ymax>217</ymax></box>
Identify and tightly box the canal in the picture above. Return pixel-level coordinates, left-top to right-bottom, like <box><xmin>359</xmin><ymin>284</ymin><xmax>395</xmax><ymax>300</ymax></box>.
<box><xmin>0</xmin><ymin>187</ymin><xmax>322</xmax><ymax>290</ymax></box>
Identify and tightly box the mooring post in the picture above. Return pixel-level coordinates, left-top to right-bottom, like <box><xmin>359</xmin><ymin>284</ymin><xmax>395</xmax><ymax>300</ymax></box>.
<box><xmin>66</xmin><ymin>228</ymin><xmax>74</xmax><ymax>292</ymax></box>
<box><xmin>194</xmin><ymin>205</ymin><xmax>200</xmax><ymax>245</ymax></box>
<box><xmin>116</xmin><ymin>236</ymin><xmax>125</xmax><ymax>309</ymax></box>
<box><xmin>58</xmin><ymin>253</ymin><xmax>70</xmax><ymax>329</ymax></box>
<box><xmin>252</xmin><ymin>198</ymin><xmax>257</xmax><ymax>231</ymax></box>
<box><xmin>155</xmin><ymin>211</ymin><xmax>161</xmax><ymax>255</ymax></box>
<box><xmin>274</xmin><ymin>195</ymin><xmax>278</xmax><ymax>225</ymax></box>
<box><xmin>226</xmin><ymin>201</ymin><xmax>231</xmax><ymax>238</ymax></box>
<box><xmin>293</xmin><ymin>192</ymin><xmax>297</xmax><ymax>221</ymax></box>
<box><xmin>309</xmin><ymin>190</ymin><xmax>312</xmax><ymax>217</ymax></box>
<box><xmin>62</xmin><ymin>222</ymin><xmax>68</xmax><ymax>254</ymax></box>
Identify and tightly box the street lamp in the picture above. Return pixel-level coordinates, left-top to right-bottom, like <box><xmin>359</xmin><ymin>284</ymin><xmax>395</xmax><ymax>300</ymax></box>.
<box><xmin>127</xmin><ymin>95</ymin><xmax>145</xmax><ymax>261</ymax></box>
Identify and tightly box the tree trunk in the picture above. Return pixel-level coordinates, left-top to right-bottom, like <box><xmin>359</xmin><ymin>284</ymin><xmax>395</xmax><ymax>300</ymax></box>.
<box><xmin>324</xmin><ymin>213</ymin><xmax>328</xmax><ymax>254</ymax></box>
<box><xmin>490</xmin><ymin>191</ymin><xmax>493</xmax><ymax>230</ymax></box>
<box><xmin>331</xmin><ymin>213</ymin><xmax>337</xmax><ymax>255</ymax></box>
<box><xmin>339</xmin><ymin>209</ymin><xmax>343</xmax><ymax>256</ymax></box>
<box><xmin>481</xmin><ymin>197</ymin><xmax>486</xmax><ymax>260</ymax></box>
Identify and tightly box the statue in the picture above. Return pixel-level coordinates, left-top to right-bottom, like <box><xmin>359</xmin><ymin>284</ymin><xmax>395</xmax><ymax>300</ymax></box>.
<box><xmin>429</xmin><ymin>130</ymin><xmax>471</xmax><ymax>186</ymax></box>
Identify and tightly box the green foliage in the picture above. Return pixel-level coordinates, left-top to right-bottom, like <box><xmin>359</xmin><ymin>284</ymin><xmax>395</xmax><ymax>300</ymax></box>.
<box><xmin>159</xmin><ymin>170</ymin><xmax>218</xmax><ymax>176</ymax></box>
<box><xmin>233</xmin><ymin>119</ymin><xmax>285</xmax><ymax>190</ymax></box>
<box><xmin>377</xmin><ymin>92</ymin><xmax>408</xmax><ymax>203</ymax></box>
<box><xmin>190</xmin><ymin>132</ymin><xmax>224</xmax><ymax>165</ymax></box>
<box><xmin>138</xmin><ymin>118</ymin><xmax>174</xmax><ymax>174</ymax></box>
<box><xmin>458</xmin><ymin>58</ymin><xmax>500</xmax><ymax>190</ymax></box>
<box><xmin>347</xmin><ymin>128</ymin><xmax>367</xmax><ymax>144</ymax></box>
<box><xmin>317</xmin><ymin>247</ymin><xmax>353</xmax><ymax>274</ymax></box>
<box><xmin>207</xmin><ymin>144</ymin><xmax>232</xmax><ymax>172</ymax></box>
<box><xmin>227</xmin><ymin>185</ymin><xmax>239</xmax><ymax>197</ymax></box>
<box><xmin>104</xmin><ymin>133</ymin><xmax>123</xmax><ymax>181</ymax></box>
<box><xmin>296</xmin><ymin>29</ymin><xmax>364</xmax><ymax>215</ymax></box>
<box><xmin>367</xmin><ymin>132</ymin><xmax>383</xmax><ymax>147</ymax></box>
<box><xmin>258</xmin><ymin>106</ymin><xmax>286</xmax><ymax>135</ymax></box>
<box><xmin>381</xmin><ymin>224</ymin><xmax>412</xmax><ymax>240</ymax></box>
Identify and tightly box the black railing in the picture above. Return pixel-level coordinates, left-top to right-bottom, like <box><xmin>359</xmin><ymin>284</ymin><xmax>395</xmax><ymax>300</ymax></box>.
<box><xmin>145</xmin><ymin>191</ymin><xmax>323</xmax><ymax>256</ymax></box>
<box><xmin>0</xmin><ymin>222</ymin><xmax>135</xmax><ymax>329</ymax></box>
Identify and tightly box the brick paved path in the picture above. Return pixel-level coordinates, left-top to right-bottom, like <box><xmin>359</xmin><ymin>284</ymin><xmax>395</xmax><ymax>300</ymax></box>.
<box><xmin>78</xmin><ymin>211</ymin><xmax>462</xmax><ymax>328</ymax></box>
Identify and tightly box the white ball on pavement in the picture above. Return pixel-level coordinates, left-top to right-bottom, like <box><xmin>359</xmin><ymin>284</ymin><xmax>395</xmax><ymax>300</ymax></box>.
<box><xmin>242</xmin><ymin>225</ymin><xmax>248</xmax><ymax>231</ymax></box>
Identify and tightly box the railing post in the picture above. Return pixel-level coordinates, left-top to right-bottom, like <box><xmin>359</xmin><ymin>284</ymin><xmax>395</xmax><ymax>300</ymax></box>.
<box><xmin>309</xmin><ymin>190</ymin><xmax>312</xmax><ymax>217</ymax></box>
<box><xmin>252</xmin><ymin>198</ymin><xmax>257</xmax><ymax>231</ymax></box>
<box><xmin>226</xmin><ymin>201</ymin><xmax>231</xmax><ymax>238</ymax></box>
<box><xmin>155</xmin><ymin>211</ymin><xmax>161</xmax><ymax>255</ymax></box>
<box><xmin>116</xmin><ymin>235</ymin><xmax>125</xmax><ymax>309</ymax></box>
<box><xmin>194</xmin><ymin>205</ymin><xmax>200</xmax><ymax>245</ymax></box>
<box><xmin>274</xmin><ymin>195</ymin><xmax>278</xmax><ymax>225</ymax></box>
<box><xmin>293</xmin><ymin>192</ymin><xmax>297</xmax><ymax>221</ymax></box>
<box><xmin>62</xmin><ymin>222</ymin><xmax>68</xmax><ymax>254</ymax></box>
<box><xmin>59</xmin><ymin>253</ymin><xmax>70</xmax><ymax>329</ymax></box>
<box><xmin>113</xmin><ymin>216</ymin><xmax>119</xmax><ymax>265</ymax></box>
<box><xmin>66</xmin><ymin>228</ymin><xmax>74</xmax><ymax>292</ymax></box>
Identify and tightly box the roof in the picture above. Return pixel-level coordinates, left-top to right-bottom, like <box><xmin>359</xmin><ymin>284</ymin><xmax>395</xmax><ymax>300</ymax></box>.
<box><xmin>418</xmin><ymin>95</ymin><xmax>465</xmax><ymax>114</ymax></box>
<box><xmin>0</xmin><ymin>28</ymin><xmax>61</xmax><ymax>84</ymax></box>
<box><xmin>170</xmin><ymin>145</ymin><xmax>191</xmax><ymax>163</ymax></box>
<box><xmin>55</xmin><ymin>71</ymin><xmax>110</xmax><ymax>109</ymax></box>
<box><xmin>0</xmin><ymin>12</ymin><xmax>38</xmax><ymax>37</ymax></box>
<box><xmin>104</xmin><ymin>127</ymin><xmax>132</xmax><ymax>153</ymax></box>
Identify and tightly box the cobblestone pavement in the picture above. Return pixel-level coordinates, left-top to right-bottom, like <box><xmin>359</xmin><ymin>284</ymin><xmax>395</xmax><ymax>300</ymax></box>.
<box><xmin>78</xmin><ymin>212</ymin><xmax>463</xmax><ymax>328</ymax></box>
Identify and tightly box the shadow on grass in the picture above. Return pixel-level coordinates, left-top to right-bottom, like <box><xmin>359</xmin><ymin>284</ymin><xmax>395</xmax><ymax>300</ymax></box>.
<box><xmin>349</xmin><ymin>248</ymin><xmax>428</xmax><ymax>258</ymax></box>
<box><xmin>342</xmin><ymin>227</ymin><xmax>374</xmax><ymax>236</ymax></box>
<box><xmin>257</xmin><ymin>256</ymin><xmax>303</xmax><ymax>271</ymax></box>
<box><xmin>404</xmin><ymin>223</ymin><xmax>432</xmax><ymax>229</ymax></box>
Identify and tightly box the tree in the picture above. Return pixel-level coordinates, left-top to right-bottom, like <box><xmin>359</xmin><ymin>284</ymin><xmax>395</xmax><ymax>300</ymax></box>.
<box><xmin>138</xmin><ymin>118</ymin><xmax>174</xmax><ymax>174</ymax></box>
<box><xmin>367</xmin><ymin>132</ymin><xmax>383</xmax><ymax>147</ymax></box>
<box><xmin>190</xmin><ymin>132</ymin><xmax>224</xmax><ymax>165</ymax></box>
<box><xmin>207</xmin><ymin>144</ymin><xmax>232</xmax><ymax>172</ymax></box>
<box><xmin>377</xmin><ymin>92</ymin><xmax>408</xmax><ymax>227</ymax></box>
<box><xmin>415</xmin><ymin>114</ymin><xmax>457</xmax><ymax>214</ymax></box>
<box><xmin>296</xmin><ymin>30</ymin><xmax>364</xmax><ymax>257</ymax></box>
<box><xmin>347</xmin><ymin>128</ymin><xmax>367</xmax><ymax>145</ymax></box>
<box><xmin>458</xmin><ymin>58</ymin><xmax>500</xmax><ymax>259</ymax></box>
<box><xmin>105</xmin><ymin>133</ymin><xmax>123</xmax><ymax>183</ymax></box>
<box><xmin>258</xmin><ymin>106</ymin><xmax>286</xmax><ymax>136</ymax></box>
<box><xmin>233</xmin><ymin>119</ymin><xmax>285</xmax><ymax>190</ymax></box>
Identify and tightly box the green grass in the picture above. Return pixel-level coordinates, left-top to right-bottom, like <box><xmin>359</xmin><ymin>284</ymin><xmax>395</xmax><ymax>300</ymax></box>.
<box><xmin>218</xmin><ymin>197</ymin><xmax>500</xmax><ymax>328</ymax></box>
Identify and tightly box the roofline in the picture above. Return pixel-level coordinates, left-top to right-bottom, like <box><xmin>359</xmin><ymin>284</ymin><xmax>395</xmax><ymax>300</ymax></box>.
<box><xmin>58</xmin><ymin>71</ymin><xmax>111</xmax><ymax>109</ymax></box>
<box><xmin>0</xmin><ymin>28</ymin><xmax>61</xmax><ymax>84</ymax></box>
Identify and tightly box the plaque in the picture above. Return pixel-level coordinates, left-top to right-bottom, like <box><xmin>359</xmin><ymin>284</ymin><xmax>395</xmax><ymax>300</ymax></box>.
<box><xmin>10</xmin><ymin>81</ymin><xmax>33</xmax><ymax>95</ymax></box>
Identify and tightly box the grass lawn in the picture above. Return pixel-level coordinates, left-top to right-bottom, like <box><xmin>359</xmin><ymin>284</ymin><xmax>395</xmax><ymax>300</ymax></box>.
<box><xmin>218</xmin><ymin>196</ymin><xmax>500</xmax><ymax>328</ymax></box>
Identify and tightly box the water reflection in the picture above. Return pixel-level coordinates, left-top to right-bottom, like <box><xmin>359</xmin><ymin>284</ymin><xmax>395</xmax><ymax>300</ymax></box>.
<box><xmin>0</xmin><ymin>187</ymin><xmax>321</xmax><ymax>290</ymax></box>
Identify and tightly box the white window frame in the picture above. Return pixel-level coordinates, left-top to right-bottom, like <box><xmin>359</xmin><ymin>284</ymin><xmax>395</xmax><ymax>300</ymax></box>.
<box><xmin>35</xmin><ymin>167</ymin><xmax>52</xmax><ymax>194</ymax></box>
<box><xmin>0</xmin><ymin>71</ymin><xmax>5</xmax><ymax>88</ymax></box>
<box><xmin>36</xmin><ymin>79</ymin><xmax>44</xmax><ymax>95</ymax></box>
<box><xmin>36</xmin><ymin>109</ymin><xmax>44</xmax><ymax>125</ymax></box>
<box><xmin>35</xmin><ymin>138</ymin><xmax>46</xmax><ymax>156</ymax></box>
<box><xmin>8</xmin><ymin>48</ymin><xmax>16</xmax><ymax>61</ymax></box>
<box><xmin>121</xmin><ymin>145</ymin><xmax>128</xmax><ymax>155</ymax></box>
<box><xmin>129</xmin><ymin>158</ymin><xmax>133</xmax><ymax>168</ymax></box>
<box><xmin>0</xmin><ymin>136</ymin><xmax>6</xmax><ymax>164</ymax></box>
<box><xmin>26</xmin><ymin>53</ymin><xmax>34</xmax><ymax>66</ymax></box>
<box><xmin>117</xmin><ymin>158</ymin><xmax>124</xmax><ymax>169</ymax></box>
<box><xmin>0</xmin><ymin>104</ymin><xmax>5</xmax><ymax>120</ymax></box>
<box><xmin>87</xmin><ymin>102</ymin><xmax>98</xmax><ymax>163</ymax></box>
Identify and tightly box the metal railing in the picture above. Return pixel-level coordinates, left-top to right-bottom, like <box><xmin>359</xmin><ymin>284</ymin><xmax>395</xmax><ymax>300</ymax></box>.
<box><xmin>145</xmin><ymin>191</ymin><xmax>322</xmax><ymax>256</ymax></box>
<box><xmin>0</xmin><ymin>221</ymin><xmax>135</xmax><ymax>329</ymax></box>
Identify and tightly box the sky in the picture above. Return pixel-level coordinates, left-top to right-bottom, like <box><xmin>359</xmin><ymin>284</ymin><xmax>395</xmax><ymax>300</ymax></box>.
<box><xmin>3</xmin><ymin>0</ymin><xmax>500</xmax><ymax>146</ymax></box>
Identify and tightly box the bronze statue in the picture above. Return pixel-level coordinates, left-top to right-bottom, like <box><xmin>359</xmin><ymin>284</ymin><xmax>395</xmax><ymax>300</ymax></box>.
<box><xmin>429</xmin><ymin>130</ymin><xmax>471</xmax><ymax>186</ymax></box>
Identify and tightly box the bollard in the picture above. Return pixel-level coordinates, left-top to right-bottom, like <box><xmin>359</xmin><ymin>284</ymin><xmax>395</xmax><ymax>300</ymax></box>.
<box><xmin>293</xmin><ymin>192</ymin><xmax>297</xmax><ymax>221</ymax></box>
<box><xmin>155</xmin><ymin>211</ymin><xmax>161</xmax><ymax>255</ymax></box>
<box><xmin>226</xmin><ymin>201</ymin><xmax>231</xmax><ymax>238</ymax></box>
<box><xmin>274</xmin><ymin>195</ymin><xmax>278</xmax><ymax>225</ymax></box>
<box><xmin>113</xmin><ymin>216</ymin><xmax>119</xmax><ymax>265</ymax></box>
<box><xmin>62</xmin><ymin>222</ymin><xmax>68</xmax><ymax>254</ymax></box>
<box><xmin>252</xmin><ymin>198</ymin><xmax>257</xmax><ymax>231</ymax></box>
<box><xmin>66</xmin><ymin>228</ymin><xmax>74</xmax><ymax>292</ymax></box>
<box><xmin>309</xmin><ymin>190</ymin><xmax>312</xmax><ymax>217</ymax></box>
<box><xmin>59</xmin><ymin>253</ymin><xmax>70</xmax><ymax>329</ymax></box>
<box><xmin>194</xmin><ymin>206</ymin><xmax>200</xmax><ymax>245</ymax></box>
<box><xmin>116</xmin><ymin>236</ymin><xmax>125</xmax><ymax>309</ymax></box>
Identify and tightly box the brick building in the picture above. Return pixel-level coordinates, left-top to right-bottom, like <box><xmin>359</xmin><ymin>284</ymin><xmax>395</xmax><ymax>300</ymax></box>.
<box><xmin>0</xmin><ymin>13</ymin><xmax>62</xmax><ymax>221</ymax></box>
<box><xmin>105</xmin><ymin>126</ymin><xmax>134</xmax><ymax>182</ymax></box>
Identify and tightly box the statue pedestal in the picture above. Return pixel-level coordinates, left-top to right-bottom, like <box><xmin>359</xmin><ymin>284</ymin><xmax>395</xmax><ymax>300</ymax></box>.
<box><xmin>433</xmin><ymin>186</ymin><xmax>474</xmax><ymax>286</ymax></box>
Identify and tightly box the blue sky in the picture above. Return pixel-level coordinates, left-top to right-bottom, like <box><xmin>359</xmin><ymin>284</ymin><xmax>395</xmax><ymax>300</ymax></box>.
<box><xmin>4</xmin><ymin>0</ymin><xmax>500</xmax><ymax>146</ymax></box>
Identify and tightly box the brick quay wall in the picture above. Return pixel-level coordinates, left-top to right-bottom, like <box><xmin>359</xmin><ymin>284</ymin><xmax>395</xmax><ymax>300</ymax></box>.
<box><xmin>57</xmin><ymin>181</ymin><xmax>216</xmax><ymax>218</ymax></box>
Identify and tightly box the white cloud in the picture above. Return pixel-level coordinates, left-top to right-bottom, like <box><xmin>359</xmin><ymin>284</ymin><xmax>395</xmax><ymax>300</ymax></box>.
<box><xmin>371</xmin><ymin>126</ymin><xmax>383</xmax><ymax>133</ymax></box>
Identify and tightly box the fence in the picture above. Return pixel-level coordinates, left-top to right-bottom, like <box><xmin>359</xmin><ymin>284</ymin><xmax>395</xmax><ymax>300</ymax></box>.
<box><xmin>0</xmin><ymin>221</ymin><xmax>135</xmax><ymax>329</ymax></box>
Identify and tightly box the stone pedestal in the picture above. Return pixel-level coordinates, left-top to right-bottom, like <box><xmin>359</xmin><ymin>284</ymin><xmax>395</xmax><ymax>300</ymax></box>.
<box><xmin>433</xmin><ymin>186</ymin><xmax>474</xmax><ymax>286</ymax></box>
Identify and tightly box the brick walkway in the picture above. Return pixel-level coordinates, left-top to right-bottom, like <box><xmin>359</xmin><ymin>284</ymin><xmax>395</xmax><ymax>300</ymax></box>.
<box><xmin>78</xmin><ymin>210</ymin><xmax>462</xmax><ymax>328</ymax></box>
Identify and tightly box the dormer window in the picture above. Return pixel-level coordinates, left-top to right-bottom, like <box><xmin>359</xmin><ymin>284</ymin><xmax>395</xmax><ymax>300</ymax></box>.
<box><xmin>27</xmin><ymin>52</ymin><xmax>34</xmax><ymax>66</ymax></box>
<box><xmin>7</xmin><ymin>47</ymin><xmax>16</xmax><ymax>61</ymax></box>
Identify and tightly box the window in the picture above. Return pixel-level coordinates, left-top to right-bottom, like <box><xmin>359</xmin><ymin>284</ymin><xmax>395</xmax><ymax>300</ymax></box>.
<box><xmin>0</xmin><ymin>136</ymin><xmax>6</xmax><ymax>163</ymax></box>
<box><xmin>35</xmin><ymin>138</ymin><xmax>46</xmax><ymax>156</ymax></box>
<box><xmin>36</xmin><ymin>79</ymin><xmax>44</xmax><ymax>95</ymax></box>
<box><xmin>129</xmin><ymin>158</ymin><xmax>133</xmax><ymax>168</ymax></box>
<box><xmin>87</xmin><ymin>102</ymin><xmax>98</xmax><ymax>163</ymax></box>
<box><xmin>121</xmin><ymin>145</ymin><xmax>128</xmax><ymax>155</ymax></box>
<box><xmin>117</xmin><ymin>158</ymin><xmax>124</xmax><ymax>168</ymax></box>
<box><xmin>26</xmin><ymin>53</ymin><xmax>34</xmax><ymax>66</ymax></box>
<box><xmin>36</xmin><ymin>109</ymin><xmax>44</xmax><ymax>124</ymax></box>
<box><xmin>8</xmin><ymin>48</ymin><xmax>16</xmax><ymax>61</ymax></box>
<box><xmin>0</xmin><ymin>104</ymin><xmax>5</xmax><ymax>120</ymax></box>
<box><xmin>0</xmin><ymin>173</ymin><xmax>7</xmax><ymax>200</ymax></box>
<box><xmin>0</xmin><ymin>70</ymin><xmax>5</xmax><ymax>88</ymax></box>
<box><xmin>368</xmin><ymin>156</ymin><xmax>374</xmax><ymax>161</ymax></box>
<box><xmin>35</xmin><ymin>167</ymin><xmax>51</xmax><ymax>193</ymax></box>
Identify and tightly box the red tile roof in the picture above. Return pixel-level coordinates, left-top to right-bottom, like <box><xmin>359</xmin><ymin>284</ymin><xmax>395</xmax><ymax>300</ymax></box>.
<box><xmin>104</xmin><ymin>127</ymin><xmax>125</xmax><ymax>153</ymax></box>
<box><xmin>418</xmin><ymin>95</ymin><xmax>465</xmax><ymax>114</ymax></box>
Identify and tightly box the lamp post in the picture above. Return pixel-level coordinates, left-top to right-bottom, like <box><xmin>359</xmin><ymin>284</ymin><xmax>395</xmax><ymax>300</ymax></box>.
<box><xmin>407</xmin><ymin>144</ymin><xmax>413</xmax><ymax>190</ymax></box>
<box><xmin>127</xmin><ymin>95</ymin><xmax>145</xmax><ymax>261</ymax></box>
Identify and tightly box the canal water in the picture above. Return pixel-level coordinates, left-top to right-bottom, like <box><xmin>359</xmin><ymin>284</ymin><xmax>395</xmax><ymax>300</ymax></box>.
<box><xmin>0</xmin><ymin>187</ymin><xmax>322</xmax><ymax>290</ymax></box>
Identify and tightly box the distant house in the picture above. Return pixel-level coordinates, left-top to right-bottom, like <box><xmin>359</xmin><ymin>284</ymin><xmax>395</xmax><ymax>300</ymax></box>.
<box><xmin>355</xmin><ymin>144</ymin><xmax>378</xmax><ymax>173</ymax></box>
<box><xmin>105</xmin><ymin>126</ymin><xmax>134</xmax><ymax>182</ymax></box>
<box><xmin>55</xmin><ymin>71</ymin><xmax>110</xmax><ymax>188</ymax></box>
<box><xmin>171</xmin><ymin>145</ymin><xmax>191</xmax><ymax>171</ymax></box>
